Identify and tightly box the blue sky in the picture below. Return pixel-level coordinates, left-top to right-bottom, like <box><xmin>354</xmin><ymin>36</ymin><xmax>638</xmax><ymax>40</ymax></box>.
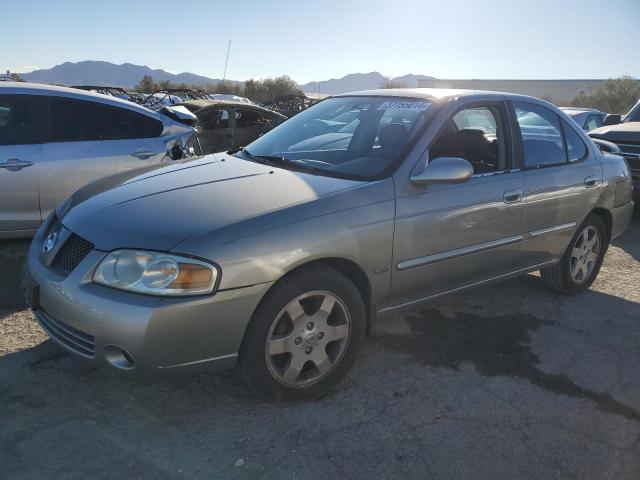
<box><xmin>2</xmin><ymin>0</ymin><xmax>639</xmax><ymax>83</ymax></box>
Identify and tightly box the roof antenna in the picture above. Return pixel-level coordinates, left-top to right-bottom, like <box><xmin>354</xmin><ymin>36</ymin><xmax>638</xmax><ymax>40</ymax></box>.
<box><xmin>222</xmin><ymin>40</ymin><xmax>231</xmax><ymax>81</ymax></box>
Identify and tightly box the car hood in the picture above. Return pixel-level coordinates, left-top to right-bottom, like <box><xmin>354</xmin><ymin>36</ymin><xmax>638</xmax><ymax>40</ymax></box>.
<box><xmin>58</xmin><ymin>154</ymin><xmax>366</xmax><ymax>252</ymax></box>
<box><xmin>589</xmin><ymin>122</ymin><xmax>640</xmax><ymax>143</ymax></box>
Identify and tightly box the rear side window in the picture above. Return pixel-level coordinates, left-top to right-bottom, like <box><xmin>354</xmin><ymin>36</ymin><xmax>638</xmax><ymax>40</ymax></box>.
<box><xmin>51</xmin><ymin>98</ymin><xmax>130</xmax><ymax>141</ymax></box>
<box><xmin>0</xmin><ymin>94</ymin><xmax>47</xmax><ymax>145</ymax></box>
<box><xmin>514</xmin><ymin>102</ymin><xmax>566</xmax><ymax>167</ymax></box>
<box><xmin>130</xmin><ymin>111</ymin><xmax>163</xmax><ymax>138</ymax></box>
<box><xmin>562</xmin><ymin>121</ymin><xmax>587</xmax><ymax>162</ymax></box>
<box><xmin>585</xmin><ymin>114</ymin><xmax>602</xmax><ymax>131</ymax></box>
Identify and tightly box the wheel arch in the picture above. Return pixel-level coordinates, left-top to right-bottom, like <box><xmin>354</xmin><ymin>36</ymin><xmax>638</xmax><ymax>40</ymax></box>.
<box><xmin>589</xmin><ymin>207</ymin><xmax>612</xmax><ymax>240</ymax></box>
<box><xmin>249</xmin><ymin>257</ymin><xmax>375</xmax><ymax>338</ymax></box>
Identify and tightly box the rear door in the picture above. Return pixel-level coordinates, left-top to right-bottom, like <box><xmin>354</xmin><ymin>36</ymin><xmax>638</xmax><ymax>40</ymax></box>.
<box><xmin>39</xmin><ymin>97</ymin><xmax>167</xmax><ymax>218</ymax></box>
<box><xmin>512</xmin><ymin>101</ymin><xmax>602</xmax><ymax>265</ymax></box>
<box><xmin>0</xmin><ymin>94</ymin><xmax>47</xmax><ymax>234</ymax></box>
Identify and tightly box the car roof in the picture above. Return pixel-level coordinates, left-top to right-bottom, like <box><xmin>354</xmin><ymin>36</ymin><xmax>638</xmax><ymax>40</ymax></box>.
<box><xmin>0</xmin><ymin>81</ymin><xmax>164</xmax><ymax>119</ymax></box>
<box><xmin>333</xmin><ymin>87</ymin><xmax>563</xmax><ymax>105</ymax></box>
<box><xmin>182</xmin><ymin>99</ymin><xmax>286</xmax><ymax>117</ymax></box>
<box><xmin>560</xmin><ymin>107</ymin><xmax>603</xmax><ymax>114</ymax></box>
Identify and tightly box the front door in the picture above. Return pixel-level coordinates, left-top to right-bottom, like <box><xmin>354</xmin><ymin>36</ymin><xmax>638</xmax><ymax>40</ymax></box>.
<box><xmin>197</xmin><ymin>107</ymin><xmax>233</xmax><ymax>154</ymax></box>
<box><xmin>391</xmin><ymin>101</ymin><xmax>527</xmax><ymax>306</ymax></box>
<box><xmin>0</xmin><ymin>94</ymin><xmax>46</xmax><ymax>234</ymax></box>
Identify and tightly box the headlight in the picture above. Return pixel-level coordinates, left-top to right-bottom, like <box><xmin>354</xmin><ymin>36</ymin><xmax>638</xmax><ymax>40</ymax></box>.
<box><xmin>93</xmin><ymin>250</ymin><xmax>218</xmax><ymax>296</ymax></box>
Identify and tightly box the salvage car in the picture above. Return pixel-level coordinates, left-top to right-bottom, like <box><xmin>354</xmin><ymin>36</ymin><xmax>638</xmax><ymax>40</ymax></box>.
<box><xmin>23</xmin><ymin>88</ymin><xmax>634</xmax><ymax>399</ymax></box>
<box><xmin>588</xmin><ymin>100</ymin><xmax>640</xmax><ymax>203</ymax></box>
<box><xmin>559</xmin><ymin>107</ymin><xmax>607</xmax><ymax>131</ymax></box>
<box><xmin>180</xmin><ymin>99</ymin><xmax>286</xmax><ymax>154</ymax></box>
<box><xmin>0</xmin><ymin>82</ymin><xmax>198</xmax><ymax>238</ymax></box>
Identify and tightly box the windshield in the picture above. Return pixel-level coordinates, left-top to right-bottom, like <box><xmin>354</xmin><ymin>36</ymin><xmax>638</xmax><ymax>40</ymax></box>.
<box><xmin>624</xmin><ymin>101</ymin><xmax>640</xmax><ymax>123</ymax></box>
<box><xmin>238</xmin><ymin>96</ymin><xmax>433</xmax><ymax>180</ymax></box>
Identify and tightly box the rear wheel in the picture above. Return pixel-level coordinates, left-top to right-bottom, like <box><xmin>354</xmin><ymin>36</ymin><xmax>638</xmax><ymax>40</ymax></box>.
<box><xmin>540</xmin><ymin>214</ymin><xmax>608</xmax><ymax>294</ymax></box>
<box><xmin>239</xmin><ymin>264</ymin><xmax>366</xmax><ymax>399</ymax></box>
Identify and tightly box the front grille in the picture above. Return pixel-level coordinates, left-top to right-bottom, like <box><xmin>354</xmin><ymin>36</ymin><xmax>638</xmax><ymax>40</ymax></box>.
<box><xmin>51</xmin><ymin>234</ymin><xmax>94</xmax><ymax>275</ymax></box>
<box><xmin>614</xmin><ymin>142</ymin><xmax>640</xmax><ymax>173</ymax></box>
<box><xmin>36</xmin><ymin>310</ymin><xmax>95</xmax><ymax>358</ymax></box>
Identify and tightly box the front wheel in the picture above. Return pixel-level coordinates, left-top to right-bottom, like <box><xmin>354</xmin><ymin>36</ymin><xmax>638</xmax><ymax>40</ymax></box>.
<box><xmin>238</xmin><ymin>264</ymin><xmax>366</xmax><ymax>399</ymax></box>
<box><xmin>540</xmin><ymin>214</ymin><xmax>609</xmax><ymax>294</ymax></box>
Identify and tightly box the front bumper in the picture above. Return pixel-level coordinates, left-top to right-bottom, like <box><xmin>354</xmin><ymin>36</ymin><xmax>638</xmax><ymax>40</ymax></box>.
<box><xmin>24</xmin><ymin>228</ymin><xmax>272</xmax><ymax>374</ymax></box>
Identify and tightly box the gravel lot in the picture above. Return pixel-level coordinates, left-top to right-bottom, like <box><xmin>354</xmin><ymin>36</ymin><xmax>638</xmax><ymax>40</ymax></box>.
<box><xmin>1</xmin><ymin>219</ymin><xmax>639</xmax><ymax>479</ymax></box>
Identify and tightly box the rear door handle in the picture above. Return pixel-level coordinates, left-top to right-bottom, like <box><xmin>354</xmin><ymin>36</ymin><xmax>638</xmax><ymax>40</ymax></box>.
<box><xmin>131</xmin><ymin>149</ymin><xmax>159</xmax><ymax>159</ymax></box>
<box><xmin>0</xmin><ymin>158</ymin><xmax>33</xmax><ymax>171</ymax></box>
<box><xmin>503</xmin><ymin>189</ymin><xmax>523</xmax><ymax>204</ymax></box>
<box><xmin>584</xmin><ymin>175</ymin><xmax>599</xmax><ymax>188</ymax></box>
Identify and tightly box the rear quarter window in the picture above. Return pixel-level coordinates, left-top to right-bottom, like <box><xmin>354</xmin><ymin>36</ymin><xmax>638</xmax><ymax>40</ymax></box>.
<box><xmin>130</xmin><ymin>111</ymin><xmax>163</xmax><ymax>138</ymax></box>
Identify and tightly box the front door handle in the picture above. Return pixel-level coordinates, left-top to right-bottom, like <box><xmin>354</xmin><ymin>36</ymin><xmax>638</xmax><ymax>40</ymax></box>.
<box><xmin>0</xmin><ymin>158</ymin><xmax>33</xmax><ymax>171</ymax></box>
<box><xmin>584</xmin><ymin>175</ymin><xmax>599</xmax><ymax>188</ymax></box>
<box><xmin>131</xmin><ymin>149</ymin><xmax>159</xmax><ymax>159</ymax></box>
<box><xmin>503</xmin><ymin>189</ymin><xmax>523</xmax><ymax>204</ymax></box>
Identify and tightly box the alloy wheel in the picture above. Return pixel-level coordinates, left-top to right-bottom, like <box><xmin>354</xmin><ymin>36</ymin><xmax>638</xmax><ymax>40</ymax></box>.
<box><xmin>570</xmin><ymin>226</ymin><xmax>600</xmax><ymax>284</ymax></box>
<box><xmin>265</xmin><ymin>291</ymin><xmax>351</xmax><ymax>387</ymax></box>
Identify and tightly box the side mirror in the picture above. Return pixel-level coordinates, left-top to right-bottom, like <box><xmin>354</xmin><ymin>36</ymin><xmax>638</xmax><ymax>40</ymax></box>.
<box><xmin>410</xmin><ymin>157</ymin><xmax>473</xmax><ymax>186</ymax></box>
<box><xmin>603</xmin><ymin>114</ymin><xmax>622</xmax><ymax>126</ymax></box>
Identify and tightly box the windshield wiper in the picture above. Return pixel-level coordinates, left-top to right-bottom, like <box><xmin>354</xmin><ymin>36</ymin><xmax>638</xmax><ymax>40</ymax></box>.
<box><xmin>240</xmin><ymin>148</ymin><xmax>327</xmax><ymax>176</ymax></box>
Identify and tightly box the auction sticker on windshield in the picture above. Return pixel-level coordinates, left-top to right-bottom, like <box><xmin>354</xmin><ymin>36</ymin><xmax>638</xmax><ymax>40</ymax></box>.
<box><xmin>376</xmin><ymin>101</ymin><xmax>430</xmax><ymax>111</ymax></box>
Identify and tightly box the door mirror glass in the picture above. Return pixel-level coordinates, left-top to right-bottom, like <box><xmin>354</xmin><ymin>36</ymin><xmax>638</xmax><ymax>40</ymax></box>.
<box><xmin>603</xmin><ymin>114</ymin><xmax>621</xmax><ymax>126</ymax></box>
<box><xmin>410</xmin><ymin>157</ymin><xmax>473</xmax><ymax>186</ymax></box>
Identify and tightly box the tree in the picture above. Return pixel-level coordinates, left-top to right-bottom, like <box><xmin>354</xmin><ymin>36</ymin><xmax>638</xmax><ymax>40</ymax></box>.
<box><xmin>568</xmin><ymin>75</ymin><xmax>640</xmax><ymax>114</ymax></box>
<box><xmin>208</xmin><ymin>80</ymin><xmax>244</xmax><ymax>96</ymax></box>
<box><xmin>380</xmin><ymin>80</ymin><xmax>408</xmax><ymax>89</ymax></box>
<box><xmin>135</xmin><ymin>75</ymin><xmax>156</xmax><ymax>93</ymax></box>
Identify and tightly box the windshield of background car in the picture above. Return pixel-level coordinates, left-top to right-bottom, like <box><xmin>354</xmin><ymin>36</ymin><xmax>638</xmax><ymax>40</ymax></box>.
<box><xmin>239</xmin><ymin>96</ymin><xmax>433</xmax><ymax>180</ymax></box>
<box><xmin>623</xmin><ymin>101</ymin><xmax>640</xmax><ymax>122</ymax></box>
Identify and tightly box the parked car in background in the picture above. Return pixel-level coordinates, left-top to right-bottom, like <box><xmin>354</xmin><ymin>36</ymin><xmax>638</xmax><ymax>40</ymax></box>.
<box><xmin>23</xmin><ymin>88</ymin><xmax>634</xmax><ymax>399</ymax></box>
<box><xmin>588</xmin><ymin>100</ymin><xmax>640</xmax><ymax>202</ymax></box>
<box><xmin>0</xmin><ymin>82</ymin><xmax>198</xmax><ymax>238</ymax></box>
<box><xmin>181</xmin><ymin>99</ymin><xmax>286</xmax><ymax>154</ymax></box>
<box><xmin>72</xmin><ymin>85</ymin><xmax>133</xmax><ymax>101</ymax></box>
<box><xmin>560</xmin><ymin>107</ymin><xmax>607</xmax><ymax>131</ymax></box>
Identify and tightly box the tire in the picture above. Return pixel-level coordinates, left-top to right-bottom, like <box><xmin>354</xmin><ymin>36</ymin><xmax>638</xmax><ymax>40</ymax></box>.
<box><xmin>540</xmin><ymin>214</ymin><xmax>609</xmax><ymax>294</ymax></box>
<box><xmin>238</xmin><ymin>263</ymin><xmax>366</xmax><ymax>400</ymax></box>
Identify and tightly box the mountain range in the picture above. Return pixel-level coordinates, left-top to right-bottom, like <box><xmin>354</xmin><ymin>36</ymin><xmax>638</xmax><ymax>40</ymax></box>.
<box><xmin>20</xmin><ymin>61</ymin><xmax>231</xmax><ymax>87</ymax></box>
<box><xmin>17</xmin><ymin>61</ymin><xmax>434</xmax><ymax>94</ymax></box>
<box><xmin>299</xmin><ymin>72</ymin><xmax>435</xmax><ymax>94</ymax></box>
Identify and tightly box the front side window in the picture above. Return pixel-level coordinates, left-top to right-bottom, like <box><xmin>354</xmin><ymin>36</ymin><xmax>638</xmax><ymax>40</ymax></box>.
<box><xmin>239</xmin><ymin>96</ymin><xmax>433</xmax><ymax>180</ymax></box>
<box><xmin>51</xmin><ymin>98</ymin><xmax>130</xmax><ymax>142</ymax></box>
<box><xmin>235</xmin><ymin>109</ymin><xmax>276</xmax><ymax>128</ymax></box>
<box><xmin>201</xmin><ymin>109</ymin><xmax>229</xmax><ymax>130</ymax></box>
<box><xmin>430</xmin><ymin>106</ymin><xmax>506</xmax><ymax>174</ymax></box>
<box><xmin>514</xmin><ymin>102</ymin><xmax>566</xmax><ymax>168</ymax></box>
<box><xmin>0</xmin><ymin>94</ymin><xmax>47</xmax><ymax>145</ymax></box>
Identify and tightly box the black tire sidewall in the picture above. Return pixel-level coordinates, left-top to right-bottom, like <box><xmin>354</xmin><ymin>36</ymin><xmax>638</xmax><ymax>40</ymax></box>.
<box><xmin>239</xmin><ymin>264</ymin><xmax>366</xmax><ymax>400</ymax></box>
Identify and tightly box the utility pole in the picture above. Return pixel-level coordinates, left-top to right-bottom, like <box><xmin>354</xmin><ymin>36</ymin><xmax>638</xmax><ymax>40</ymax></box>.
<box><xmin>222</xmin><ymin>40</ymin><xmax>231</xmax><ymax>81</ymax></box>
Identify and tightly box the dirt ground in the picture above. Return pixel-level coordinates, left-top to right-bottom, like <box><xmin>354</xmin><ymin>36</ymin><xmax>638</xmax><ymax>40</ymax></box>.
<box><xmin>1</xmin><ymin>220</ymin><xmax>639</xmax><ymax>479</ymax></box>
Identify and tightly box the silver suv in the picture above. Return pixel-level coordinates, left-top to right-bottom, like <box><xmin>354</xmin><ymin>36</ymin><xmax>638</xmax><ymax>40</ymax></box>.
<box><xmin>1</xmin><ymin>82</ymin><xmax>197</xmax><ymax>238</ymax></box>
<box><xmin>23</xmin><ymin>88</ymin><xmax>634</xmax><ymax>399</ymax></box>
